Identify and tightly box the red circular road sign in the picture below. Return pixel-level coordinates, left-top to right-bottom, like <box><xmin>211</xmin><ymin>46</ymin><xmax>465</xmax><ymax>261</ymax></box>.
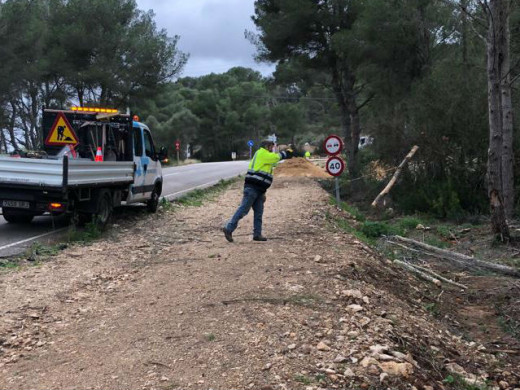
<box><xmin>175</xmin><ymin>140</ymin><xmax>180</xmax><ymax>150</ymax></box>
<box><xmin>323</xmin><ymin>134</ymin><xmax>343</xmax><ymax>156</ymax></box>
<box><xmin>326</xmin><ymin>156</ymin><xmax>345</xmax><ymax>177</ymax></box>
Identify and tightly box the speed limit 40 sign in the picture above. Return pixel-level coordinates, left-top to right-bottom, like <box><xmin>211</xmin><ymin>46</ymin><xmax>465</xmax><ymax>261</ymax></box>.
<box><xmin>326</xmin><ymin>156</ymin><xmax>345</xmax><ymax>176</ymax></box>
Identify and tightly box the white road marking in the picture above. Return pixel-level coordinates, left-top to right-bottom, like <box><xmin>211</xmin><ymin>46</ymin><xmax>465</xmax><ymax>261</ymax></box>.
<box><xmin>0</xmin><ymin>228</ymin><xmax>68</xmax><ymax>252</ymax></box>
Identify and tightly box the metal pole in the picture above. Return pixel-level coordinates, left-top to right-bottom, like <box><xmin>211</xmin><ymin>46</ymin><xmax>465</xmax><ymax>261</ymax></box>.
<box><xmin>335</xmin><ymin>177</ymin><xmax>341</xmax><ymax>208</ymax></box>
<box><xmin>249</xmin><ymin>146</ymin><xmax>252</xmax><ymax>159</ymax></box>
<box><xmin>177</xmin><ymin>150</ymin><xmax>180</xmax><ymax>164</ymax></box>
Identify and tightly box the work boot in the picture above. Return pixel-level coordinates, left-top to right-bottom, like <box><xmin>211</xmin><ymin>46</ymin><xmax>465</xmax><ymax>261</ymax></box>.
<box><xmin>222</xmin><ymin>227</ymin><xmax>233</xmax><ymax>242</ymax></box>
<box><xmin>253</xmin><ymin>235</ymin><xmax>267</xmax><ymax>242</ymax></box>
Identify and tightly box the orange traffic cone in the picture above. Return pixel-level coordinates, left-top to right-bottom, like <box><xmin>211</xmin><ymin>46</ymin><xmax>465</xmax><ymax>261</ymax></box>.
<box><xmin>95</xmin><ymin>147</ymin><xmax>103</xmax><ymax>162</ymax></box>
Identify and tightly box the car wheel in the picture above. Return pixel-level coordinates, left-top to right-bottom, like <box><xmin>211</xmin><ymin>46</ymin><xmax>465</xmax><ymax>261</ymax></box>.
<box><xmin>2</xmin><ymin>208</ymin><xmax>34</xmax><ymax>224</ymax></box>
<box><xmin>147</xmin><ymin>185</ymin><xmax>161</xmax><ymax>213</ymax></box>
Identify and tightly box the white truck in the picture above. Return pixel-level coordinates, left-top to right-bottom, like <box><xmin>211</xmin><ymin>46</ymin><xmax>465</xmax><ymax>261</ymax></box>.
<box><xmin>0</xmin><ymin>108</ymin><xmax>165</xmax><ymax>225</ymax></box>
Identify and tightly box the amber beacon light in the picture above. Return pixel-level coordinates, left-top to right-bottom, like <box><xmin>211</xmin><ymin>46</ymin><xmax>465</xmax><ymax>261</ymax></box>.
<box><xmin>70</xmin><ymin>106</ymin><xmax>119</xmax><ymax>114</ymax></box>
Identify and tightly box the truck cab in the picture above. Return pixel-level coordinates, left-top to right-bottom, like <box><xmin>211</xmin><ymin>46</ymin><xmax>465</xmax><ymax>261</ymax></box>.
<box><xmin>128</xmin><ymin>121</ymin><xmax>163</xmax><ymax>210</ymax></box>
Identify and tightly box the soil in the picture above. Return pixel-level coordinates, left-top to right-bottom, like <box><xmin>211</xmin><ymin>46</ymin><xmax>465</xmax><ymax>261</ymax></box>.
<box><xmin>274</xmin><ymin>158</ymin><xmax>331</xmax><ymax>179</ymax></box>
<box><xmin>0</xmin><ymin>174</ymin><xmax>519</xmax><ymax>389</ymax></box>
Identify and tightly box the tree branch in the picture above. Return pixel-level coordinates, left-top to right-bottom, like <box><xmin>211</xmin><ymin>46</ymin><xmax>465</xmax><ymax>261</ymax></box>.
<box><xmin>356</xmin><ymin>93</ymin><xmax>375</xmax><ymax>111</ymax></box>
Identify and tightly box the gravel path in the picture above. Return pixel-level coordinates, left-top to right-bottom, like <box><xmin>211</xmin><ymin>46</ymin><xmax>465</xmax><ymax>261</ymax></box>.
<box><xmin>0</xmin><ymin>178</ymin><xmax>517</xmax><ymax>389</ymax></box>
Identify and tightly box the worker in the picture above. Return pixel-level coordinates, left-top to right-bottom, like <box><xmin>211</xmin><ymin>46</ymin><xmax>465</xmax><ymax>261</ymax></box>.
<box><xmin>304</xmin><ymin>150</ymin><xmax>311</xmax><ymax>159</ymax></box>
<box><xmin>223</xmin><ymin>140</ymin><xmax>293</xmax><ymax>242</ymax></box>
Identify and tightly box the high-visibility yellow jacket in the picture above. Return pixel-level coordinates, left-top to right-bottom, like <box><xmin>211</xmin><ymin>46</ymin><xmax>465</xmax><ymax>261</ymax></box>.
<box><xmin>245</xmin><ymin>147</ymin><xmax>287</xmax><ymax>191</ymax></box>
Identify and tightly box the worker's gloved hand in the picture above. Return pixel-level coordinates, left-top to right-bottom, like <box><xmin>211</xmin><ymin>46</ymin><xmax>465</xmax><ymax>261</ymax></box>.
<box><xmin>283</xmin><ymin>148</ymin><xmax>294</xmax><ymax>159</ymax></box>
<box><xmin>262</xmin><ymin>194</ymin><xmax>267</xmax><ymax>203</ymax></box>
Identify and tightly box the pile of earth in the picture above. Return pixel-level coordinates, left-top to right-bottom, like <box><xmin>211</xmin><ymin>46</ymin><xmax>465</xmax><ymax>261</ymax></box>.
<box><xmin>274</xmin><ymin>157</ymin><xmax>331</xmax><ymax>178</ymax></box>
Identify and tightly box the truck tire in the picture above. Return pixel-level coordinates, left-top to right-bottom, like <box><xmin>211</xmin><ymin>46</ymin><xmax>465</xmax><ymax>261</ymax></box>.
<box><xmin>147</xmin><ymin>184</ymin><xmax>161</xmax><ymax>213</ymax></box>
<box><xmin>93</xmin><ymin>190</ymin><xmax>113</xmax><ymax>228</ymax></box>
<box><xmin>2</xmin><ymin>208</ymin><xmax>34</xmax><ymax>224</ymax></box>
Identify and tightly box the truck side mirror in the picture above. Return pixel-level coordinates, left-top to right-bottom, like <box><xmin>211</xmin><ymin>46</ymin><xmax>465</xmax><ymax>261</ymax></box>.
<box><xmin>157</xmin><ymin>147</ymin><xmax>168</xmax><ymax>163</ymax></box>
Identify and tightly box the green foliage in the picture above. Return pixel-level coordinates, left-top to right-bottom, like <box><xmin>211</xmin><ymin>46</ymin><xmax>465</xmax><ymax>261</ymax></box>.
<box><xmin>424</xmin><ymin>237</ymin><xmax>449</xmax><ymax>249</ymax></box>
<box><xmin>336</xmin><ymin>200</ymin><xmax>366</xmax><ymax>222</ymax></box>
<box><xmin>424</xmin><ymin>302</ymin><xmax>440</xmax><ymax>317</ymax></box>
<box><xmin>395</xmin><ymin>176</ymin><xmax>480</xmax><ymax>221</ymax></box>
<box><xmin>67</xmin><ymin>220</ymin><xmax>103</xmax><ymax>243</ymax></box>
<box><xmin>397</xmin><ymin>217</ymin><xmax>424</xmax><ymax>231</ymax></box>
<box><xmin>332</xmin><ymin>214</ymin><xmax>376</xmax><ymax>247</ymax></box>
<box><xmin>498</xmin><ymin>316</ymin><xmax>520</xmax><ymax>341</ymax></box>
<box><xmin>159</xmin><ymin>198</ymin><xmax>174</xmax><ymax>212</ymax></box>
<box><xmin>442</xmin><ymin>373</ymin><xmax>492</xmax><ymax>390</ymax></box>
<box><xmin>0</xmin><ymin>0</ymin><xmax>187</xmax><ymax>152</ymax></box>
<box><xmin>360</xmin><ymin>221</ymin><xmax>401</xmax><ymax>238</ymax></box>
<box><xmin>0</xmin><ymin>260</ymin><xmax>22</xmax><ymax>270</ymax></box>
<box><xmin>294</xmin><ymin>375</ymin><xmax>312</xmax><ymax>385</ymax></box>
<box><xmin>204</xmin><ymin>333</ymin><xmax>216</xmax><ymax>342</ymax></box>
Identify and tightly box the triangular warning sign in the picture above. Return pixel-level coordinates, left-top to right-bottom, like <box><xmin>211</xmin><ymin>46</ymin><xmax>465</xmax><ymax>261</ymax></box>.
<box><xmin>45</xmin><ymin>113</ymin><xmax>79</xmax><ymax>146</ymax></box>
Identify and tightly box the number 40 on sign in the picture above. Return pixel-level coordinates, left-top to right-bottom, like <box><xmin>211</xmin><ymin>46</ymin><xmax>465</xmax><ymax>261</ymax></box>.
<box><xmin>326</xmin><ymin>156</ymin><xmax>345</xmax><ymax>177</ymax></box>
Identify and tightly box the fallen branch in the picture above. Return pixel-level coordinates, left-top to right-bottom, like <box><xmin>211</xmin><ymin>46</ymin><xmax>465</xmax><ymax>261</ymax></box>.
<box><xmin>394</xmin><ymin>260</ymin><xmax>441</xmax><ymax>287</ymax></box>
<box><xmin>372</xmin><ymin>145</ymin><xmax>419</xmax><ymax>208</ymax></box>
<box><xmin>390</xmin><ymin>236</ymin><xmax>520</xmax><ymax>278</ymax></box>
<box><xmin>386</xmin><ymin>240</ymin><xmax>421</xmax><ymax>253</ymax></box>
<box><xmin>409</xmin><ymin>263</ymin><xmax>468</xmax><ymax>290</ymax></box>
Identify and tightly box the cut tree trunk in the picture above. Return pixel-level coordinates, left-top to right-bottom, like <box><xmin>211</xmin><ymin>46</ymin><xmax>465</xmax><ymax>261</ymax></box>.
<box><xmin>372</xmin><ymin>145</ymin><xmax>419</xmax><ymax>208</ymax></box>
<box><xmin>390</xmin><ymin>235</ymin><xmax>520</xmax><ymax>278</ymax></box>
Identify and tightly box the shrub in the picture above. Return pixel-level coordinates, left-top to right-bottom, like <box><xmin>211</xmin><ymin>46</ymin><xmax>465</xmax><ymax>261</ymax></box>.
<box><xmin>360</xmin><ymin>221</ymin><xmax>401</xmax><ymax>238</ymax></box>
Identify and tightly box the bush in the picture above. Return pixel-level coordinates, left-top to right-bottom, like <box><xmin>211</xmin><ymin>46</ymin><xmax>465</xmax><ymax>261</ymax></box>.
<box><xmin>360</xmin><ymin>221</ymin><xmax>401</xmax><ymax>238</ymax></box>
<box><xmin>397</xmin><ymin>216</ymin><xmax>424</xmax><ymax>231</ymax></box>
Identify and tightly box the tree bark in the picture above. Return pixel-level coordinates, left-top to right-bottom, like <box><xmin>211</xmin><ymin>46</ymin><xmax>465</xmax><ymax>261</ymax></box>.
<box><xmin>7</xmin><ymin>101</ymin><xmax>19</xmax><ymax>151</ymax></box>
<box><xmin>0</xmin><ymin>129</ymin><xmax>6</xmax><ymax>153</ymax></box>
<box><xmin>499</xmin><ymin>0</ymin><xmax>514</xmax><ymax>220</ymax></box>
<box><xmin>331</xmin><ymin>61</ymin><xmax>359</xmax><ymax>177</ymax></box>
<box><xmin>461</xmin><ymin>0</ymin><xmax>469</xmax><ymax>65</ymax></box>
<box><xmin>486</xmin><ymin>0</ymin><xmax>510</xmax><ymax>241</ymax></box>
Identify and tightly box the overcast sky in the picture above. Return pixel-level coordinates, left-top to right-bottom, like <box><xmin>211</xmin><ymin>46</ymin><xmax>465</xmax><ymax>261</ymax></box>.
<box><xmin>135</xmin><ymin>0</ymin><xmax>275</xmax><ymax>78</ymax></box>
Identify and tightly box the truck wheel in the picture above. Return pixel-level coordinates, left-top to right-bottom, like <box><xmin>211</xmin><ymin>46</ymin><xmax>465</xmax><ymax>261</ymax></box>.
<box><xmin>147</xmin><ymin>185</ymin><xmax>161</xmax><ymax>213</ymax></box>
<box><xmin>93</xmin><ymin>191</ymin><xmax>113</xmax><ymax>228</ymax></box>
<box><xmin>2</xmin><ymin>208</ymin><xmax>34</xmax><ymax>224</ymax></box>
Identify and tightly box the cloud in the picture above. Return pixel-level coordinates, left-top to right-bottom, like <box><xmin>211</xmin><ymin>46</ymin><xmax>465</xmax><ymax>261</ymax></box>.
<box><xmin>135</xmin><ymin>0</ymin><xmax>275</xmax><ymax>78</ymax></box>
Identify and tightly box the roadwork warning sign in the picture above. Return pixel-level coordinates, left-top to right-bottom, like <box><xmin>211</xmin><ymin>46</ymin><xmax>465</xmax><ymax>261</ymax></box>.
<box><xmin>45</xmin><ymin>113</ymin><xmax>79</xmax><ymax>146</ymax></box>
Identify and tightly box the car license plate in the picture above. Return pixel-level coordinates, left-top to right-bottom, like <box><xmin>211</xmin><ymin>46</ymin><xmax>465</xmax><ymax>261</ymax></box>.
<box><xmin>2</xmin><ymin>200</ymin><xmax>30</xmax><ymax>209</ymax></box>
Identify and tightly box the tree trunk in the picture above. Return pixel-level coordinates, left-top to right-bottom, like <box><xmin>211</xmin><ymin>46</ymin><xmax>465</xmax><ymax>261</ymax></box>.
<box><xmin>486</xmin><ymin>0</ymin><xmax>510</xmax><ymax>241</ymax></box>
<box><xmin>461</xmin><ymin>0</ymin><xmax>468</xmax><ymax>65</ymax></box>
<box><xmin>347</xmin><ymin>97</ymin><xmax>361</xmax><ymax>177</ymax></box>
<box><xmin>331</xmin><ymin>62</ymin><xmax>359</xmax><ymax>177</ymax></box>
<box><xmin>0</xmin><ymin>129</ymin><xmax>6</xmax><ymax>153</ymax></box>
<box><xmin>7</xmin><ymin>101</ymin><xmax>19</xmax><ymax>151</ymax></box>
<box><xmin>499</xmin><ymin>0</ymin><xmax>514</xmax><ymax>220</ymax></box>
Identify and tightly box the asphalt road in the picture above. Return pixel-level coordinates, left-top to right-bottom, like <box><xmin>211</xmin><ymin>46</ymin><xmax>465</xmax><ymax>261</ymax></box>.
<box><xmin>0</xmin><ymin>160</ymin><xmax>249</xmax><ymax>258</ymax></box>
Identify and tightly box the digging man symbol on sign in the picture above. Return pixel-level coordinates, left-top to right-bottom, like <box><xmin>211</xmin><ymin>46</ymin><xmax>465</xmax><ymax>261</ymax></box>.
<box><xmin>45</xmin><ymin>112</ymin><xmax>79</xmax><ymax>146</ymax></box>
<box><xmin>57</xmin><ymin>126</ymin><xmax>65</xmax><ymax>141</ymax></box>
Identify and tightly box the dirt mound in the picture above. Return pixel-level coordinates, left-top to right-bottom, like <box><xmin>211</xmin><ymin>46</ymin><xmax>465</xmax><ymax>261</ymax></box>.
<box><xmin>274</xmin><ymin>157</ymin><xmax>331</xmax><ymax>178</ymax></box>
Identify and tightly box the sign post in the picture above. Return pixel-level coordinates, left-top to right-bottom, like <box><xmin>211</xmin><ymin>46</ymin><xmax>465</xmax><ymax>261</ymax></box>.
<box><xmin>247</xmin><ymin>140</ymin><xmax>254</xmax><ymax>159</ymax></box>
<box><xmin>175</xmin><ymin>140</ymin><xmax>180</xmax><ymax>164</ymax></box>
<box><xmin>323</xmin><ymin>135</ymin><xmax>345</xmax><ymax>208</ymax></box>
